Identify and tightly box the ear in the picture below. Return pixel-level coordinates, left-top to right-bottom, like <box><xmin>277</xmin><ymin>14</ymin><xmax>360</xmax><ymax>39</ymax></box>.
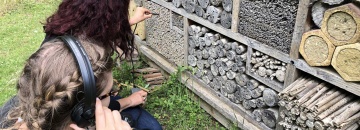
<box><xmin>69</xmin><ymin>123</ymin><xmax>85</xmax><ymax>130</ymax></box>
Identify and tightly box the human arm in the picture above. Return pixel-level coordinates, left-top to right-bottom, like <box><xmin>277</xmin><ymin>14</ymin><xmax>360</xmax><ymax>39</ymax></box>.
<box><xmin>129</xmin><ymin>7</ymin><xmax>152</xmax><ymax>26</ymax></box>
<box><xmin>117</xmin><ymin>90</ymin><xmax>147</xmax><ymax>111</ymax></box>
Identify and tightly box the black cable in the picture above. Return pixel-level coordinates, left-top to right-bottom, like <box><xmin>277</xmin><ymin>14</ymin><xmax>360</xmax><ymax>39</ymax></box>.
<box><xmin>130</xmin><ymin>23</ymin><xmax>144</xmax><ymax>129</ymax></box>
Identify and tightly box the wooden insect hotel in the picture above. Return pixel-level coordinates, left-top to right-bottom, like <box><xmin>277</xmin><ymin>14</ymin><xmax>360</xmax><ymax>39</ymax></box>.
<box><xmin>130</xmin><ymin>0</ymin><xmax>360</xmax><ymax>129</ymax></box>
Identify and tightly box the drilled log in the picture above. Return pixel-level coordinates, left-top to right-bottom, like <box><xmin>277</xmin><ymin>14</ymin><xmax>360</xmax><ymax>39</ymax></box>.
<box><xmin>311</xmin><ymin>1</ymin><xmax>330</xmax><ymax>28</ymax></box>
<box><xmin>275</xmin><ymin>70</ymin><xmax>285</xmax><ymax>82</ymax></box>
<box><xmin>256</xmin><ymin>97</ymin><xmax>266</xmax><ymax>108</ymax></box>
<box><xmin>220</xmin><ymin>11</ymin><xmax>232</xmax><ymax>29</ymax></box>
<box><xmin>322</xmin><ymin>0</ymin><xmax>345</xmax><ymax>5</ymax></box>
<box><xmin>249</xmin><ymin>99</ymin><xmax>257</xmax><ymax>108</ymax></box>
<box><xmin>262</xmin><ymin>108</ymin><xmax>279</xmax><ymax>128</ymax></box>
<box><xmin>263</xmin><ymin>88</ymin><xmax>279</xmax><ymax>107</ymax></box>
<box><xmin>224</xmin><ymin>80</ymin><xmax>237</xmax><ymax>94</ymax></box>
<box><xmin>251</xmin><ymin>85</ymin><xmax>265</xmax><ymax>98</ymax></box>
<box><xmin>321</xmin><ymin>4</ymin><xmax>360</xmax><ymax>46</ymax></box>
<box><xmin>226</xmin><ymin>70</ymin><xmax>236</xmax><ymax>80</ymax></box>
<box><xmin>206</xmin><ymin>6</ymin><xmax>223</xmax><ymax>23</ymax></box>
<box><xmin>299</xmin><ymin>29</ymin><xmax>335</xmax><ymax>66</ymax></box>
<box><xmin>332</xmin><ymin>43</ymin><xmax>360</xmax><ymax>81</ymax></box>
<box><xmin>210</xmin><ymin>0</ymin><xmax>222</xmax><ymax>6</ymax></box>
<box><xmin>252</xmin><ymin>109</ymin><xmax>263</xmax><ymax>122</ymax></box>
<box><xmin>246</xmin><ymin>79</ymin><xmax>259</xmax><ymax>90</ymax></box>
<box><xmin>243</xmin><ymin>99</ymin><xmax>252</xmax><ymax>110</ymax></box>
<box><xmin>188</xmin><ymin>55</ymin><xmax>197</xmax><ymax>67</ymax></box>
<box><xmin>183</xmin><ymin>0</ymin><xmax>196</xmax><ymax>13</ymax></box>
<box><xmin>234</xmin><ymin>87</ymin><xmax>244</xmax><ymax>103</ymax></box>
<box><xmin>222</xmin><ymin>0</ymin><xmax>232</xmax><ymax>12</ymax></box>
<box><xmin>235</xmin><ymin>73</ymin><xmax>248</xmax><ymax>86</ymax></box>
<box><xmin>172</xmin><ymin>0</ymin><xmax>182</xmax><ymax>7</ymax></box>
<box><xmin>226</xmin><ymin>50</ymin><xmax>236</xmax><ymax>60</ymax></box>
<box><xmin>198</xmin><ymin>0</ymin><xmax>210</xmax><ymax>9</ymax></box>
<box><xmin>241</xmin><ymin>87</ymin><xmax>252</xmax><ymax>100</ymax></box>
<box><xmin>235</xmin><ymin>45</ymin><xmax>246</xmax><ymax>54</ymax></box>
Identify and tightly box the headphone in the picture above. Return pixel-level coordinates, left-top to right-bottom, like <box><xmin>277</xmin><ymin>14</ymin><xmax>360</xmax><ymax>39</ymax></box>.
<box><xmin>57</xmin><ymin>35</ymin><xmax>97</xmax><ymax>128</ymax></box>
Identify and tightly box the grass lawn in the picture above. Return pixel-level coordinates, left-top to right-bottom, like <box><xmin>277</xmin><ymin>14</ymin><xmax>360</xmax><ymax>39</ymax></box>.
<box><xmin>0</xmin><ymin>0</ymin><xmax>61</xmax><ymax>106</ymax></box>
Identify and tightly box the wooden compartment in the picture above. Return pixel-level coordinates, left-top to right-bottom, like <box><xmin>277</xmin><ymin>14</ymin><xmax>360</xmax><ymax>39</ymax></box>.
<box><xmin>141</xmin><ymin>0</ymin><xmax>360</xmax><ymax>130</ymax></box>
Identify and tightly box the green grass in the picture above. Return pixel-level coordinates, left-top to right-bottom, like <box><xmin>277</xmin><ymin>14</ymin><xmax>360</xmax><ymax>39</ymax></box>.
<box><xmin>0</xmin><ymin>0</ymin><xmax>60</xmax><ymax>105</ymax></box>
<box><xmin>114</xmin><ymin>63</ymin><xmax>231</xmax><ymax>129</ymax></box>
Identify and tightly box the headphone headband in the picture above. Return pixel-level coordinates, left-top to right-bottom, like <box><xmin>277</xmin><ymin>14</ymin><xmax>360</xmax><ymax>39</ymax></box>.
<box><xmin>59</xmin><ymin>35</ymin><xmax>96</xmax><ymax>127</ymax></box>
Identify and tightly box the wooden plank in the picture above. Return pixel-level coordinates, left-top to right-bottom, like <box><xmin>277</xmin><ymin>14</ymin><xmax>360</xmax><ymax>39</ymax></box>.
<box><xmin>191</xmin><ymin>94</ymin><xmax>233</xmax><ymax>128</ymax></box>
<box><xmin>294</xmin><ymin>59</ymin><xmax>360</xmax><ymax>97</ymax></box>
<box><xmin>246</xmin><ymin>48</ymin><xmax>283</xmax><ymax>92</ymax></box>
<box><xmin>187</xmin><ymin>72</ymin><xmax>272</xmax><ymax>130</ymax></box>
<box><xmin>137</xmin><ymin>42</ymin><xmax>272</xmax><ymax>130</ymax></box>
<box><xmin>231</xmin><ymin>0</ymin><xmax>240</xmax><ymax>33</ymax></box>
<box><xmin>284</xmin><ymin>0</ymin><xmax>311</xmax><ymax>89</ymax></box>
<box><xmin>184</xmin><ymin>17</ymin><xmax>190</xmax><ymax>66</ymax></box>
<box><xmin>150</xmin><ymin>0</ymin><xmax>291</xmax><ymax>64</ymax></box>
<box><xmin>246</xmin><ymin>71</ymin><xmax>283</xmax><ymax>93</ymax></box>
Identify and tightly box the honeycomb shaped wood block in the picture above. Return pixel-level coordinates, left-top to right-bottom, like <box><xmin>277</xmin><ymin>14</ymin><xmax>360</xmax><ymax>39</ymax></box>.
<box><xmin>331</xmin><ymin>43</ymin><xmax>360</xmax><ymax>81</ymax></box>
<box><xmin>299</xmin><ymin>29</ymin><xmax>335</xmax><ymax>66</ymax></box>
<box><xmin>321</xmin><ymin>3</ymin><xmax>360</xmax><ymax>46</ymax></box>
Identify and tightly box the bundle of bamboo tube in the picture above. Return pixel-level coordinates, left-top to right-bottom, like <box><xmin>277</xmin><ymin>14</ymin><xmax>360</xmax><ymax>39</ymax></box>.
<box><xmin>278</xmin><ymin>77</ymin><xmax>360</xmax><ymax>130</ymax></box>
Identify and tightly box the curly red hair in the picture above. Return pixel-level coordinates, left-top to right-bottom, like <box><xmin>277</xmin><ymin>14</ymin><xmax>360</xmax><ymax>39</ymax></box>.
<box><xmin>44</xmin><ymin>0</ymin><xmax>133</xmax><ymax>55</ymax></box>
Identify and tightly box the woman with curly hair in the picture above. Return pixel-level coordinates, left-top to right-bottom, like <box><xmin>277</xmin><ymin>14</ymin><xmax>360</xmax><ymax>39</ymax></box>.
<box><xmin>0</xmin><ymin>0</ymin><xmax>162</xmax><ymax>129</ymax></box>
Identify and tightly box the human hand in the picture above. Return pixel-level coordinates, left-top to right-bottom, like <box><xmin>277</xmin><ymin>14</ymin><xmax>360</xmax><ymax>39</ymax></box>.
<box><xmin>128</xmin><ymin>90</ymin><xmax>148</xmax><ymax>107</ymax></box>
<box><xmin>70</xmin><ymin>98</ymin><xmax>131</xmax><ymax>130</ymax></box>
<box><xmin>129</xmin><ymin>7</ymin><xmax>152</xmax><ymax>25</ymax></box>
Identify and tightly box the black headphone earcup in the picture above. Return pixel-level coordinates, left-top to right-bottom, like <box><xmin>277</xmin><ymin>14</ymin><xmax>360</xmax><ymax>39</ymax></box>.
<box><xmin>71</xmin><ymin>101</ymin><xmax>93</xmax><ymax>128</ymax></box>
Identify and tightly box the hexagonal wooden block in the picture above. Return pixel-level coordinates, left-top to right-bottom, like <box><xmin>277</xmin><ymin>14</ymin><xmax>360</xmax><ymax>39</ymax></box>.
<box><xmin>321</xmin><ymin>3</ymin><xmax>360</xmax><ymax>46</ymax></box>
<box><xmin>299</xmin><ymin>29</ymin><xmax>336</xmax><ymax>66</ymax></box>
<box><xmin>331</xmin><ymin>43</ymin><xmax>360</xmax><ymax>81</ymax></box>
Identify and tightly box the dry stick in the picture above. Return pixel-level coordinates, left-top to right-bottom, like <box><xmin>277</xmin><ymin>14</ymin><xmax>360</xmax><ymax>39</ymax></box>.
<box><xmin>279</xmin><ymin>77</ymin><xmax>304</xmax><ymax>96</ymax></box>
<box><xmin>322</xmin><ymin>102</ymin><xmax>350</xmax><ymax>126</ymax></box>
<box><xmin>314</xmin><ymin>121</ymin><xmax>325</xmax><ymax>130</ymax></box>
<box><xmin>344</xmin><ymin>123</ymin><xmax>359</xmax><ymax>130</ymax></box>
<box><xmin>289</xmin><ymin>78</ymin><xmax>315</xmax><ymax>97</ymax></box>
<box><xmin>297</xmin><ymin>83</ymin><xmax>326</xmax><ymax>105</ymax></box>
<box><xmin>317</xmin><ymin>95</ymin><xmax>354</xmax><ymax>120</ymax></box>
<box><xmin>333</xmin><ymin>101</ymin><xmax>360</xmax><ymax>127</ymax></box>
<box><xmin>309</xmin><ymin>88</ymin><xmax>337</xmax><ymax>111</ymax></box>
<box><xmin>302</xmin><ymin>85</ymin><xmax>330</xmax><ymax>109</ymax></box>
<box><xmin>300</xmin><ymin>111</ymin><xmax>308</xmax><ymax>120</ymax></box>
<box><xmin>306</xmin><ymin>119</ymin><xmax>315</xmax><ymax>128</ymax></box>
<box><xmin>315</xmin><ymin>89</ymin><xmax>342</xmax><ymax>108</ymax></box>
<box><xmin>307</xmin><ymin>89</ymin><xmax>332</xmax><ymax>111</ymax></box>
<box><xmin>340</xmin><ymin>111</ymin><xmax>360</xmax><ymax>128</ymax></box>
<box><xmin>315</xmin><ymin>93</ymin><xmax>347</xmax><ymax>114</ymax></box>
<box><xmin>295</xmin><ymin>81</ymin><xmax>319</xmax><ymax>100</ymax></box>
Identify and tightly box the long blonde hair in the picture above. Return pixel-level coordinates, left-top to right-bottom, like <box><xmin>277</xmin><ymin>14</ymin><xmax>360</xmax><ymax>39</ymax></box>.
<box><xmin>6</xmin><ymin>37</ymin><xmax>113</xmax><ymax>130</ymax></box>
